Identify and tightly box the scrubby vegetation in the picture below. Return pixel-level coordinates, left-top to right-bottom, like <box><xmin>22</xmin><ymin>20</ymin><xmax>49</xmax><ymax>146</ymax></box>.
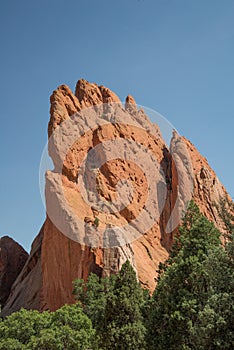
<box><xmin>0</xmin><ymin>304</ymin><xmax>97</xmax><ymax>350</ymax></box>
<box><xmin>1</xmin><ymin>201</ymin><xmax>233</xmax><ymax>349</ymax></box>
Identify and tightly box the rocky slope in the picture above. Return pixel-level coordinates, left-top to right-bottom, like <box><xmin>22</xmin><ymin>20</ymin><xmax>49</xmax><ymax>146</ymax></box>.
<box><xmin>1</xmin><ymin>80</ymin><xmax>232</xmax><ymax>316</ymax></box>
<box><xmin>0</xmin><ymin>236</ymin><xmax>28</xmax><ymax>309</ymax></box>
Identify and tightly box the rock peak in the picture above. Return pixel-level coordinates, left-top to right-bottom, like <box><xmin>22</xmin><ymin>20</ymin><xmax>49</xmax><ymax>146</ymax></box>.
<box><xmin>2</xmin><ymin>79</ymin><xmax>233</xmax><ymax>317</ymax></box>
<box><xmin>75</xmin><ymin>79</ymin><xmax>120</xmax><ymax>108</ymax></box>
<box><xmin>125</xmin><ymin>95</ymin><xmax>137</xmax><ymax>113</ymax></box>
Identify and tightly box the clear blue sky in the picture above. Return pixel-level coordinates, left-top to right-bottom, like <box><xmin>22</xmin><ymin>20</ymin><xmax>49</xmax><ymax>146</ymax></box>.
<box><xmin>1</xmin><ymin>0</ymin><xmax>233</xmax><ymax>251</ymax></box>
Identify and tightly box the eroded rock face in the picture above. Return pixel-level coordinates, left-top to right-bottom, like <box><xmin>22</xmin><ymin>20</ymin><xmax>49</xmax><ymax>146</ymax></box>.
<box><xmin>1</xmin><ymin>229</ymin><xmax>43</xmax><ymax>316</ymax></box>
<box><xmin>182</xmin><ymin>137</ymin><xmax>232</xmax><ymax>232</ymax></box>
<box><xmin>0</xmin><ymin>236</ymin><xmax>28</xmax><ymax>309</ymax></box>
<box><xmin>2</xmin><ymin>79</ymin><xmax>233</xmax><ymax>316</ymax></box>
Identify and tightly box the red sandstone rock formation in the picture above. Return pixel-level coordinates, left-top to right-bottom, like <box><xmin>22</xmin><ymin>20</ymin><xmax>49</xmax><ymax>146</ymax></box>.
<box><xmin>0</xmin><ymin>236</ymin><xmax>28</xmax><ymax>308</ymax></box>
<box><xmin>2</xmin><ymin>79</ymin><xmax>233</xmax><ymax>316</ymax></box>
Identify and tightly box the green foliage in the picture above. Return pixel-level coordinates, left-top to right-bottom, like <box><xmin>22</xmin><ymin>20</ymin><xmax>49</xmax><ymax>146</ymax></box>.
<box><xmin>93</xmin><ymin>217</ymin><xmax>99</xmax><ymax>228</ymax></box>
<box><xmin>0</xmin><ymin>337</ymin><xmax>26</xmax><ymax>350</ymax></box>
<box><xmin>147</xmin><ymin>201</ymin><xmax>223</xmax><ymax>350</ymax></box>
<box><xmin>0</xmin><ymin>309</ymin><xmax>51</xmax><ymax>347</ymax></box>
<box><xmin>73</xmin><ymin>272</ymin><xmax>116</xmax><ymax>332</ymax></box>
<box><xmin>217</xmin><ymin>197</ymin><xmax>234</xmax><ymax>262</ymax></box>
<box><xmin>0</xmin><ymin>304</ymin><xmax>97</xmax><ymax>350</ymax></box>
<box><xmin>189</xmin><ymin>198</ymin><xmax>234</xmax><ymax>349</ymax></box>
<box><xmin>73</xmin><ymin>262</ymin><xmax>147</xmax><ymax>349</ymax></box>
<box><xmin>191</xmin><ymin>286</ymin><xmax>234</xmax><ymax>349</ymax></box>
<box><xmin>102</xmin><ymin>261</ymin><xmax>146</xmax><ymax>350</ymax></box>
<box><xmin>216</xmin><ymin>197</ymin><xmax>234</xmax><ymax>235</ymax></box>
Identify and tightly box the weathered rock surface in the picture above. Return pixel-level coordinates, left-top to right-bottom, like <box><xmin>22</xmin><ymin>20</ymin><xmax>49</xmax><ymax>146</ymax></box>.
<box><xmin>183</xmin><ymin>136</ymin><xmax>232</xmax><ymax>231</ymax></box>
<box><xmin>0</xmin><ymin>236</ymin><xmax>28</xmax><ymax>309</ymax></box>
<box><xmin>2</xmin><ymin>79</ymin><xmax>233</xmax><ymax>316</ymax></box>
<box><xmin>1</xmin><ymin>229</ymin><xmax>43</xmax><ymax>315</ymax></box>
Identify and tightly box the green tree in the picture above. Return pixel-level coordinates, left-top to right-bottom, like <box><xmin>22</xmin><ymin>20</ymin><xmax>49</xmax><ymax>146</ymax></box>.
<box><xmin>73</xmin><ymin>272</ymin><xmax>116</xmax><ymax>333</ymax></box>
<box><xmin>102</xmin><ymin>260</ymin><xmax>146</xmax><ymax>350</ymax></box>
<box><xmin>147</xmin><ymin>201</ymin><xmax>222</xmax><ymax>350</ymax></box>
<box><xmin>189</xmin><ymin>246</ymin><xmax>234</xmax><ymax>349</ymax></box>
<box><xmin>0</xmin><ymin>308</ymin><xmax>51</xmax><ymax>348</ymax></box>
<box><xmin>216</xmin><ymin>197</ymin><xmax>234</xmax><ymax>236</ymax></box>
<box><xmin>0</xmin><ymin>304</ymin><xmax>97</xmax><ymax>350</ymax></box>
<box><xmin>189</xmin><ymin>199</ymin><xmax>234</xmax><ymax>349</ymax></box>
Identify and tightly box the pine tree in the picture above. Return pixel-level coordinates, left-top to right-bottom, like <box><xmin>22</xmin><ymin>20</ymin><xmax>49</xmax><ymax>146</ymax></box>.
<box><xmin>147</xmin><ymin>201</ymin><xmax>222</xmax><ymax>350</ymax></box>
<box><xmin>190</xmin><ymin>198</ymin><xmax>234</xmax><ymax>349</ymax></box>
<box><xmin>73</xmin><ymin>272</ymin><xmax>116</xmax><ymax>334</ymax></box>
<box><xmin>190</xmin><ymin>247</ymin><xmax>234</xmax><ymax>349</ymax></box>
<box><xmin>102</xmin><ymin>260</ymin><xmax>146</xmax><ymax>350</ymax></box>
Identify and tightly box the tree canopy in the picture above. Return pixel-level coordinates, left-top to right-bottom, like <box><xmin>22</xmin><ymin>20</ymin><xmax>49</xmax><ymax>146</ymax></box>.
<box><xmin>0</xmin><ymin>304</ymin><xmax>97</xmax><ymax>350</ymax></box>
<box><xmin>147</xmin><ymin>200</ymin><xmax>234</xmax><ymax>350</ymax></box>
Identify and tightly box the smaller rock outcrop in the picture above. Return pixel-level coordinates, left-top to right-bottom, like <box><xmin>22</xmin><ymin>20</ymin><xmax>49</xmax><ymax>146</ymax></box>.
<box><xmin>0</xmin><ymin>236</ymin><xmax>28</xmax><ymax>308</ymax></box>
